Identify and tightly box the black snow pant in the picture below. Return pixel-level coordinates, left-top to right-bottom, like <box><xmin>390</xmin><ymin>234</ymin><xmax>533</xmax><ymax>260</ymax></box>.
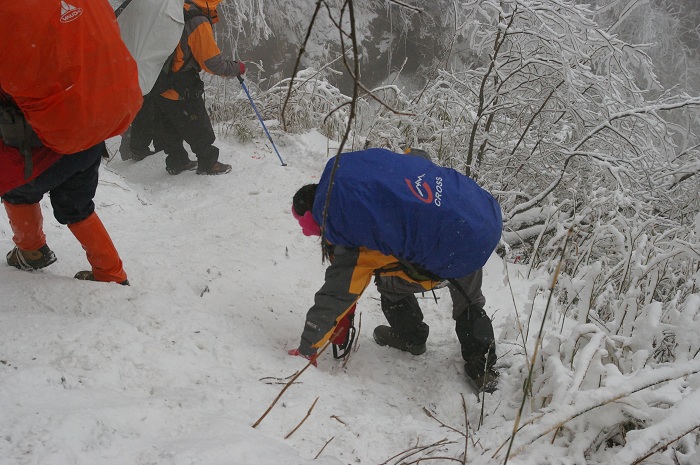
<box><xmin>375</xmin><ymin>269</ymin><xmax>496</xmax><ymax>373</ymax></box>
<box><xmin>154</xmin><ymin>93</ymin><xmax>219</xmax><ymax>172</ymax></box>
<box><xmin>129</xmin><ymin>91</ymin><xmax>158</xmax><ymax>156</ymax></box>
<box><xmin>2</xmin><ymin>142</ymin><xmax>103</xmax><ymax>224</ymax></box>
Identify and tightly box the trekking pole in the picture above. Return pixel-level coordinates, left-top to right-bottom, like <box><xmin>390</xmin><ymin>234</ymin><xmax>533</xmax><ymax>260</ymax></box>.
<box><xmin>114</xmin><ymin>0</ymin><xmax>135</xmax><ymax>17</ymax></box>
<box><xmin>238</xmin><ymin>76</ymin><xmax>287</xmax><ymax>167</ymax></box>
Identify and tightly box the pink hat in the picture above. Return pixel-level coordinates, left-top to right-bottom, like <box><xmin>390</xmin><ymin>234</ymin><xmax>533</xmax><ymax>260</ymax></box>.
<box><xmin>291</xmin><ymin>206</ymin><xmax>321</xmax><ymax>236</ymax></box>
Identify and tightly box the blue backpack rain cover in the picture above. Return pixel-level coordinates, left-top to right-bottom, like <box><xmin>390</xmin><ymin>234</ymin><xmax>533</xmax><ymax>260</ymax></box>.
<box><xmin>313</xmin><ymin>148</ymin><xmax>503</xmax><ymax>278</ymax></box>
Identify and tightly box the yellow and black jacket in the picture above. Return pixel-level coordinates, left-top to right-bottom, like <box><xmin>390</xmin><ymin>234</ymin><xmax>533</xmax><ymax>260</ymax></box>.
<box><xmin>298</xmin><ymin>246</ymin><xmax>441</xmax><ymax>356</ymax></box>
<box><xmin>161</xmin><ymin>0</ymin><xmax>242</xmax><ymax>101</ymax></box>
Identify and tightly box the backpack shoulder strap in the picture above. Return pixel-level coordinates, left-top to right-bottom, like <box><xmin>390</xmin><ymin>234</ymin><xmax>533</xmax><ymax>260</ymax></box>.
<box><xmin>0</xmin><ymin>96</ymin><xmax>44</xmax><ymax>178</ymax></box>
<box><xmin>374</xmin><ymin>258</ymin><xmax>444</xmax><ymax>283</ymax></box>
<box><xmin>183</xmin><ymin>2</ymin><xmax>210</xmax><ymax>24</ymax></box>
<box><xmin>398</xmin><ymin>259</ymin><xmax>444</xmax><ymax>282</ymax></box>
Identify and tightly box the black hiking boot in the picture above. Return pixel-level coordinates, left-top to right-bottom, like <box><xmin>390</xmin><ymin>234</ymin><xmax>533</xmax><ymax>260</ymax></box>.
<box><xmin>373</xmin><ymin>325</ymin><xmax>426</xmax><ymax>355</ymax></box>
<box><xmin>119</xmin><ymin>145</ymin><xmax>133</xmax><ymax>161</ymax></box>
<box><xmin>6</xmin><ymin>244</ymin><xmax>57</xmax><ymax>271</ymax></box>
<box><xmin>196</xmin><ymin>161</ymin><xmax>232</xmax><ymax>175</ymax></box>
<box><xmin>464</xmin><ymin>365</ymin><xmax>499</xmax><ymax>394</ymax></box>
<box><xmin>119</xmin><ymin>134</ymin><xmax>133</xmax><ymax>161</ymax></box>
<box><xmin>131</xmin><ymin>148</ymin><xmax>155</xmax><ymax>162</ymax></box>
<box><xmin>166</xmin><ymin>160</ymin><xmax>198</xmax><ymax>175</ymax></box>
<box><xmin>74</xmin><ymin>270</ymin><xmax>129</xmax><ymax>286</ymax></box>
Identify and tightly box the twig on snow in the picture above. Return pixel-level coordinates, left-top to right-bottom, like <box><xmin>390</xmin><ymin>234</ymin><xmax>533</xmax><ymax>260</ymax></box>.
<box><xmin>314</xmin><ymin>436</ymin><xmax>334</xmax><ymax>459</ymax></box>
<box><xmin>462</xmin><ymin>393</ymin><xmax>469</xmax><ymax>465</ymax></box>
<box><xmin>330</xmin><ymin>415</ymin><xmax>347</xmax><ymax>426</ymax></box>
<box><xmin>285</xmin><ymin>396</ymin><xmax>320</xmax><ymax>439</ymax></box>
<box><xmin>379</xmin><ymin>438</ymin><xmax>452</xmax><ymax>465</ymax></box>
<box><xmin>252</xmin><ymin>341</ymin><xmax>330</xmax><ymax>428</ymax></box>
<box><xmin>422</xmin><ymin>407</ymin><xmax>466</xmax><ymax>437</ymax></box>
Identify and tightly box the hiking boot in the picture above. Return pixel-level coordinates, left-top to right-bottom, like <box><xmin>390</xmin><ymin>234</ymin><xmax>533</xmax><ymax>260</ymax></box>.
<box><xmin>131</xmin><ymin>148</ymin><xmax>155</xmax><ymax>162</ymax></box>
<box><xmin>6</xmin><ymin>244</ymin><xmax>57</xmax><ymax>271</ymax></box>
<box><xmin>119</xmin><ymin>145</ymin><xmax>133</xmax><ymax>161</ymax></box>
<box><xmin>119</xmin><ymin>137</ymin><xmax>133</xmax><ymax>161</ymax></box>
<box><xmin>196</xmin><ymin>161</ymin><xmax>232</xmax><ymax>175</ymax></box>
<box><xmin>74</xmin><ymin>270</ymin><xmax>130</xmax><ymax>286</ymax></box>
<box><xmin>373</xmin><ymin>325</ymin><xmax>426</xmax><ymax>355</ymax></box>
<box><xmin>465</xmin><ymin>365</ymin><xmax>499</xmax><ymax>394</ymax></box>
<box><xmin>166</xmin><ymin>160</ymin><xmax>198</xmax><ymax>175</ymax></box>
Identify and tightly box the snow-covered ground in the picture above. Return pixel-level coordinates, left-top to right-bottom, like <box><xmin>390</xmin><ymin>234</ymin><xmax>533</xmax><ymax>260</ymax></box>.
<box><xmin>0</xmin><ymin>130</ymin><xmax>532</xmax><ymax>465</ymax></box>
<box><xmin>5</xmin><ymin>129</ymin><xmax>695</xmax><ymax>465</ymax></box>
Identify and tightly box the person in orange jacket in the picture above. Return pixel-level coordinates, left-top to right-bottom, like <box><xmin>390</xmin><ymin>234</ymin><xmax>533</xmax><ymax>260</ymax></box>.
<box><xmin>0</xmin><ymin>113</ymin><xmax>130</xmax><ymax>285</ymax></box>
<box><xmin>152</xmin><ymin>0</ymin><xmax>246</xmax><ymax>176</ymax></box>
<box><xmin>0</xmin><ymin>0</ymin><xmax>141</xmax><ymax>285</ymax></box>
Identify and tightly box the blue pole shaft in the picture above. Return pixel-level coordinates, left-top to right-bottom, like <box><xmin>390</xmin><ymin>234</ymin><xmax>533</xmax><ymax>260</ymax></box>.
<box><xmin>238</xmin><ymin>77</ymin><xmax>286</xmax><ymax>167</ymax></box>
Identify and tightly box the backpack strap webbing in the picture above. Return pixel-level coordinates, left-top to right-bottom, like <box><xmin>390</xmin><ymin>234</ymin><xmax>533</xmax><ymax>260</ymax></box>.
<box><xmin>375</xmin><ymin>258</ymin><xmax>477</xmax><ymax>318</ymax></box>
<box><xmin>19</xmin><ymin>120</ymin><xmax>34</xmax><ymax>179</ymax></box>
<box><xmin>0</xmin><ymin>100</ymin><xmax>43</xmax><ymax>179</ymax></box>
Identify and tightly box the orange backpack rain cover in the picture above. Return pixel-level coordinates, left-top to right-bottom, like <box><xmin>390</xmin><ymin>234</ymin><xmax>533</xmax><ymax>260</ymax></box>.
<box><xmin>0</xmin><ymin>0</ymin><xmax>142</xmax><ymax>154</ymax></box>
